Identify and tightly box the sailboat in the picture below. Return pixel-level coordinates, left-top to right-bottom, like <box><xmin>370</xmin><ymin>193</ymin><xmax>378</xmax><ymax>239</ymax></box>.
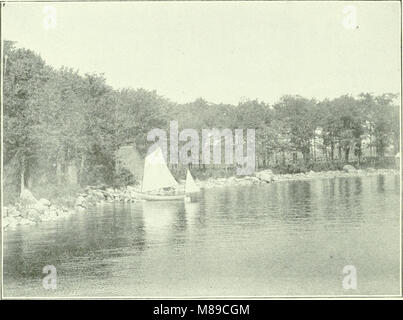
<box><xmin>131</xmin><ymin>147</ymin><xmax>200</xmax><ymax>201</ymax></box>
<box><xmin>185</xmin><ymin>169</ymin><xmax>200</xmax><ymax>194</ymax></box>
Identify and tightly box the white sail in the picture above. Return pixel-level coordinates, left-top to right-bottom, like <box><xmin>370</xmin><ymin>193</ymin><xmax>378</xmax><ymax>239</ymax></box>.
<box><xmin>185</xmin><ymin>169</ymin><xmax>200</xmax><ymax>194</ymax></box>
<box><xmin>142</xmin><ymin>147</ymin><xmax>178</xmax><ymax>192</ymax></box>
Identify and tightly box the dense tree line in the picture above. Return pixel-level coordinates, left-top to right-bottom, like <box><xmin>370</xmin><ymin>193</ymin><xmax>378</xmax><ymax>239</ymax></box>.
<box><xmin>3</xmin><ymin>41</ymin><xmax>400</xmax><ymax>202</ymax></box>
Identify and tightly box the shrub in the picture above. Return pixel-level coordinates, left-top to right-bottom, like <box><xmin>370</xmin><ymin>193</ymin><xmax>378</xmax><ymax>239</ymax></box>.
<box><xmin>112</xmin><ymin>168</ymin><xmax>137</xmax><ymax>188</ymax></box>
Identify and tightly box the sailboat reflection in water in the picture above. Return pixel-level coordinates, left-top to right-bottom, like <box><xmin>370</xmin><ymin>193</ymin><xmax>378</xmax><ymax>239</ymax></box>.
<box><xmin>131</xmin><ymin>146</ymin><xmax>200</xmax><ymax>201</ymax></box>
<box><xmin>142</xmin><ymin>201</ymin><xmax>183</xmax><ymax>241</ymax></box>
<box><xmin>184</xmin><ymin>168</ymin><xmax>201</xmax><ymax>203</ymax></box>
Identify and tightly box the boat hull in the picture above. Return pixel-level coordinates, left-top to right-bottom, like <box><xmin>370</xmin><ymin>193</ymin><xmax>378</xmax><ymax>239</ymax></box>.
<box><xmin>132</xmin><ymin>191</ymin><xmax>185</xmax><ymax>201</ymax></box>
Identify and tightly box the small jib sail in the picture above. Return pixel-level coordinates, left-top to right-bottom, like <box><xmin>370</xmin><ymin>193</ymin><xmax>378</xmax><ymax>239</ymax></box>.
<box><xmin>185</xmin><ymin>169</ymin><xmax>200</xmax><ymax>194</ymax></box>
<box><xmin>142</xmin><ymin>147</ymin><xmax>178</xmax><ymax>193</ymax></box>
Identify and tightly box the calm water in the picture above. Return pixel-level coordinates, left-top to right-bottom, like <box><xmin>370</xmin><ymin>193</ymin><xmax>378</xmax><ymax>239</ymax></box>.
<box><xmin>3</xmin><ymin>175</ymin><xmax>401</xmax><ymax>297</ymax></box>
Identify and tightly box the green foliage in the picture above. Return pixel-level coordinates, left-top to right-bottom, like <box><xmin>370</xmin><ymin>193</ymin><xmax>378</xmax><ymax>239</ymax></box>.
<box><xmin>112</xmin><ymin>168</ymin><xmax>137</xmax><ymax>188</ymax></box>
<box><xmin>3</xmin><ymin>42</ymin><xmax>400</xmax><ymax>206</ymax></box>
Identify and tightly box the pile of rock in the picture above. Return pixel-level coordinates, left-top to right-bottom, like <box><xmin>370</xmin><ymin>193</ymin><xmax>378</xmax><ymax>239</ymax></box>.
<box><xmin>197</xmin><ymin>172</ymin><xmax>268</xmax><ymax>189</ymax></box>
<box><xmin>74</xmin><ymin>185</ymin><xmax>142</xmax><ymax>210</ymax></box>
<box><xmin>3</xmin><ymin>189</ymin><xmax>75</xmax><ymax>230</ymax></box>
<box><xmin>75</xmin><ymin>187</ymin><xmax>107</xmax><ymax>210</ymax></box>
<box><xmin>4</xmin><ymin>167</ymin><xmax>398</xmax><ymax>231</ymax></box>
<box><xmin>196</xmin><ymin>167</ymin><xmax>399</xmax><ymax>189</ymax></box>
<box><xmin>255</xmin><ymin>169</ymin><xmax>276</xmax><ymax>183</ymax></box>
<box><xmin>343</xmin><ymin>164</ymin><xmax>357</xmax><ymax>173</ymax></box>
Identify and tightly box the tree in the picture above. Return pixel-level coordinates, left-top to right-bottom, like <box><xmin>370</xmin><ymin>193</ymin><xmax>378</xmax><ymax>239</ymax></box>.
<box><xmin>360</xmin><ymin>93</ymin><xmax>398</xmax><ymax>157</ymax></box>
<box><xmin>273</xmin><ymin>95</ymin><xmax>317</xmax><ymax>162</ymax></box>
<box><xmin>3</xmin><ymin>41</ymin><xmax>51</xmax><ymax>192</ymax></box>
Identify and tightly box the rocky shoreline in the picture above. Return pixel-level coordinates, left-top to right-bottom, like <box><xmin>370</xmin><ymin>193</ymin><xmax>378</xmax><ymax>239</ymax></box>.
<box><xmin>199</xmin><ymin>167</ymin><xmax>399</xmax><ymax>189</ymax></box>
<box><xmin>2</xmin><ymin>167</ymin><xmax>399</xmax><ymax>230</ymax></box>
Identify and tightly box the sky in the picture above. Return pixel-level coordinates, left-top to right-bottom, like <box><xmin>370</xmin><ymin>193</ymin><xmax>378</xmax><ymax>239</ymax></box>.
<box><xmin>3</xmin><ymin>1</ymin><xmax>401</xmax><ymax>105</ymax></box>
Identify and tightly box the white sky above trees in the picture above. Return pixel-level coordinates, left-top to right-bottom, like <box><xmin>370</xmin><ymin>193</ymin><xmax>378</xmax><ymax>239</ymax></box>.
<box><xmin>3</xmin><ymin>1</ymin><xmax>401</xmax><ymax>105</ymax></box>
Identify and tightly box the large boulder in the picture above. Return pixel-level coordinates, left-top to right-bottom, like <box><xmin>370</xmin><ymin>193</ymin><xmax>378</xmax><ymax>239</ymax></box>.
<box><xmin>235</xmin><ymin>176</ymin><xmax>261</xmax><ymax>184</ymax></box>
<box><xmin>6</xmin><ymin>206</ymin><xmax>21</xmax><ymax>217</ymax></box>
<box><xmin>20</xmin><ymin>188</ymin><xmax>38</xmax><ymax>206</ymax></box>
<box><xmin>3</xmin><ymin>216</ymin><xmax>11</xmax><ymax>228</ymax></box>
<box><xmin>75</xmin><ymin>195</ymin><xmax>87</xmax><ymax>208</ymax></box>
<box><xmin>29</xmin><ymin>203</ymin><xmax>47</xmax><ymax>215</ymax></box>
<box><xmin>105</xmin><ymin>188</ymin><xmax>115</xmax><ymax>198</ymax></box>
<box><xmin>343</xmin><ymin>164</ymin><xmax>356</xmax><ymax>173</ymax></box>
<box><xmin>244</xmin><ymin>176</ymin><xmax>261</xmax><ymax>183</ymax></box>
<box><xmin>38</xmin><ymin>198</ymin><xmax>51</xmax><ymax>207</ymax></box>
<box><xmin>47</xmin><ymin>205</ymin><xmax>60</xmax><ymax>217</ymax></box>
<box><xmin>23</xmin><ymin>199</ymin><xmax>51</xmax><ymax>215</ymax></box>
<box><xmin>23</xmin><ymin>207</ymin><xmax>43</xmax><ymax>219</ymax></box>
<box><xmin>3</xmin><ymin>206</ymin><xmax>8</xmax><ymax>217</ymax></box>
<box><xmin>88</xmin><ymin>189</ymin><xmax>105</xmax><ymax>202</ymax></box>
<box><xmin>255</xmin><ymin>169</ymin><xmax>275</xmax><ymax>183</ymax></box>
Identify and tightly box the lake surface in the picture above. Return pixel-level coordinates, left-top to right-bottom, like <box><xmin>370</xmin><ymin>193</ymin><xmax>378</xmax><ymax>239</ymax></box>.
<box><xmin>3</xmin><ymin>174</ymin><xmax>401</xmax><ymax>297</ymax></box>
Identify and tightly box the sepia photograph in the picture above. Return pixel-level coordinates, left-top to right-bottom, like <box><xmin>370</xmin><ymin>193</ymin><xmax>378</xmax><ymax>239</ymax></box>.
<box><xmin>1</xmin><ymin>1</ymin><xmax>401</xmax><ymax>299</ymax></box>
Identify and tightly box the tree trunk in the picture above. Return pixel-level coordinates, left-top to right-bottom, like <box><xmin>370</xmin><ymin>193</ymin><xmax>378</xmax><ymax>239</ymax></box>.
<box><xmin>56</xmin><ymin>161</ymin><xmax>63</xmax><ymax>184</ymax></box>
<box><xmin>344</xmin><ymin>147</ymin><xmax>350</xmax><ymax>163</ymax></box>
<box><xmin>394</xmin><ymin>133</ymin><xmax>400</xmax><ymax>154</ymax></box>
<box><xmin>27</xmin><ymin>175</ymin><xmax>34</xmax><ymax>189</ymax></box>
<box><xmin>20</xmin><ymin>169</ymin><xmax>25</xmax><ymax>193</ymax></box>
<box><xmin>20</xmin><ymin>155</ymin><xmax>25</xmax><ymax>193</ymax></box>
<box><xmin>79</xmin><ymin>155</ymin><xmax>86</xmax><ymax>185</ymax></box>
<box><xmin>302</xmin><ymin>146</ymin><xmax>310</xmax><ymax>163</ymax></box>
<box><xmin>67</xmin><ymin>162</ymin><xmax>79</xmax><ymax>185</ymax></box>
<box><xmin>312</xmin><ymin>132</ymin><xmax>316</xmax><ymax>162</ymax></box>
<box><xmin>369</xmin><ymin>135</ymin><xmax>373</xmax><ymax>157</ymax></box>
